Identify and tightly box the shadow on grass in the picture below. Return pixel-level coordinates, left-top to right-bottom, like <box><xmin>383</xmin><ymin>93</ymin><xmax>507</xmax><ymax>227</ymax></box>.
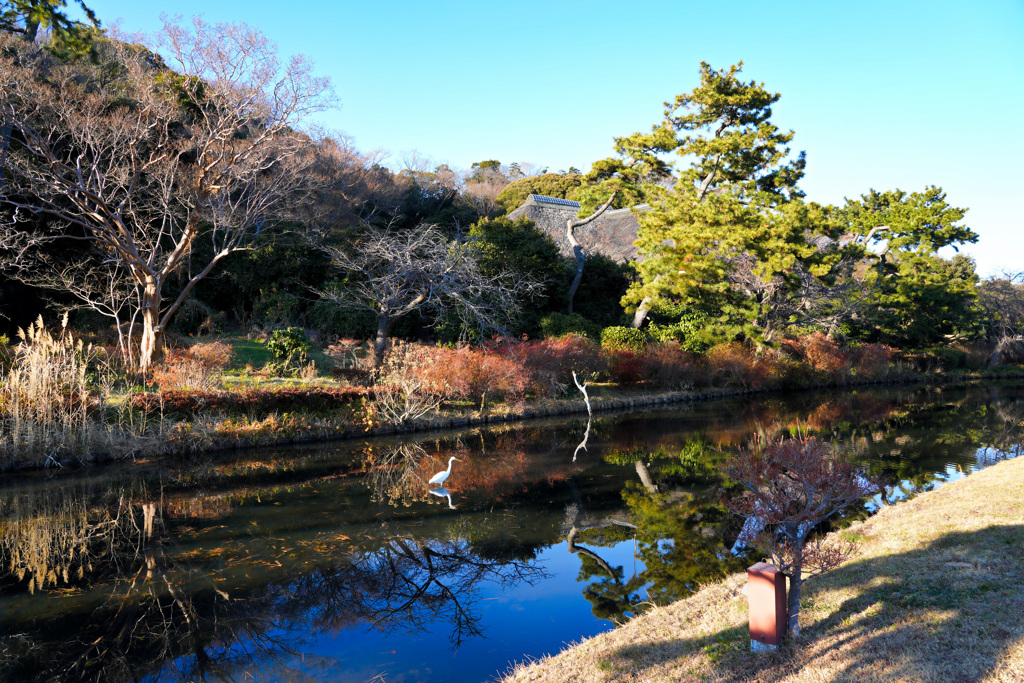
<box><xmin>609</xmin><ymin>524</ymin><xmax>1024</xmax><ymax>682</ymax></box>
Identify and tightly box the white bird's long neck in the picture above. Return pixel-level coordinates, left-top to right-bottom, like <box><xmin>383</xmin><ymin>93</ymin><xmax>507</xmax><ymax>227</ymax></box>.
<box><xmin>446</xmin><ymin>458</ymin><xmax>456</xmax><ymax>475</ymax></box>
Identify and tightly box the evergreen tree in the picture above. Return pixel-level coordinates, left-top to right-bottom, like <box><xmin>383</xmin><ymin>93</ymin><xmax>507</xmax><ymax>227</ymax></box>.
<box><xmin>837</xmin><ymin>186</ymin><xmax>979</xmax><ymax>345</ymax></box>
<box><xmin>621</xmin><ymin>62</ymin><xmax>813</xmax><ymax>339</ymax></box>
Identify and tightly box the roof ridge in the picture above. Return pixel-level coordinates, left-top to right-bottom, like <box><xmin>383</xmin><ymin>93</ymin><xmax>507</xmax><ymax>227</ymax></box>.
<box><xmin>527</xmin><ymin>194</ymin><xmax>581</xmax><ymax>209</ymax></box>
<box><xmin>604</xmin><ymin>204</ymin><xmax>652</xmax><ymax>214</ymax></box>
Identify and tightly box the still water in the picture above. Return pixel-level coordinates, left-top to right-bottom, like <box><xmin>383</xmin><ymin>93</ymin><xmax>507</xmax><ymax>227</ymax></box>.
<box><xmin>1</xmin><ymin>383</ymin><xmax>1021</xmax><ymax>682</ymax></box>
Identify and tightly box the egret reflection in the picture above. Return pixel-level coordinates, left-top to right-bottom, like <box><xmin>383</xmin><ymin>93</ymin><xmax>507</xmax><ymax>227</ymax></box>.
<box><xmin>429</xmin><ymin>486</ymin><xmax>456</xmax><ymax>509</ymax></box>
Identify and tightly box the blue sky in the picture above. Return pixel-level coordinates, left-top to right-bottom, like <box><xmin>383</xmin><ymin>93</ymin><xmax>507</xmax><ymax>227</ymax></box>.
<box><xmin>83</xmin><ymin>0</ymin><xmax>1023</xmax><ymax>275</ymax></box>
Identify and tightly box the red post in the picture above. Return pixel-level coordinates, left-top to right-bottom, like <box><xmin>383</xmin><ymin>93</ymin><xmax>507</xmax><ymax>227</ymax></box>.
<box><xmin>747</xmin><ymin>562</ymin><xmax>787</xmax><ymax>649</ymax></box>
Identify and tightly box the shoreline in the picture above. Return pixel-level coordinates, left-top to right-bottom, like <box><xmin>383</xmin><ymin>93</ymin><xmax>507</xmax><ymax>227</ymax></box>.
<box><xmin>500</xmin><ymin>453</ymin><xmax>1024</xmax><ymax>682</ymax></box>
<box><xmin>3</xmin><ymin>370</ymin><xmax>1024</xmax><ymax>473</ymax></box>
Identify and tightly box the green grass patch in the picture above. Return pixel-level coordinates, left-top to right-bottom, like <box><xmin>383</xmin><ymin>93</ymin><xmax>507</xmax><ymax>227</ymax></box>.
<box><xmin>196</xmin><ymin>333</ymin><xmax>339</xmax><ymax>380</ymax></box>
<box><xmin>219</xmin><ymin>336</ymin><xmax>272</xmax><ymax>370</ymax></box>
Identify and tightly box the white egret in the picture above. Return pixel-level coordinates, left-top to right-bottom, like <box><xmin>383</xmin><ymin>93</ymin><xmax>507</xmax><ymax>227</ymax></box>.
<box><xmin>428</xmin><ymin>457</ymin><xmax>459</xmax><ymax>487</ymax></box>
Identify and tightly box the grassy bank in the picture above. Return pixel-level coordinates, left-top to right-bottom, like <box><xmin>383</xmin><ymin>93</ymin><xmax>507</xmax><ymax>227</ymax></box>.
<box><xmin>502</xmin><ymin>455</ymin><xmax>1024</xmax><ymax>683</ymax></box>
<box><xmin>7</xmin><ymin>370</ymin><xmax>1023</xmax><ymax>472</ymax></box>
<box><xmin>3</xmin><ymin>328</ymin><xmax>1024</xmax><ymax>471</ymax></box>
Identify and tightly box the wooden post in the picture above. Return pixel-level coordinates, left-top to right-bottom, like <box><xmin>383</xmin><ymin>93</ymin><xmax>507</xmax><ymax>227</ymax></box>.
<box><xmin>747</xmin><ymin>562</ymin><xmax>787</xmax><ymax>651</ymax></box>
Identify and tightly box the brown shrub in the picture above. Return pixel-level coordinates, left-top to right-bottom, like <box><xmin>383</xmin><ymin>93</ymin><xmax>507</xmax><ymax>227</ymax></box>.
<box><xmin>150</xmin><ymin>342</ymin><xmax>233</xmax><ymax>392</ymax></box>
<box><xmin>420</xmin><ymin>346</ymin><xmax>529</xmax><ymax>410</ymax></box>
<box><xmin>851</xmin><ymin>343</ymin><xmax>898</xmax><ymax>379</ymax></box>
<box><xmin>706</xmin><ymin>342</ymin><xmax>769</xmax><ymax>388</ymax></box>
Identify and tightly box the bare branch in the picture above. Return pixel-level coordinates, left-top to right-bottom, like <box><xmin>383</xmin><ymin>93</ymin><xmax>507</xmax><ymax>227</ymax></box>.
<box><xmin>724</xmin><ymin>436</ymin><xmax>874</xmax><ymax>636</ymax></box>
<box><xmin>0</xmin><ymin>24</ymin><xmax>336</xmax><ymax>368</ymax></box>
<box><xmin>315</xmin><ymin>223</ymin><xmax>542</xmax><ymax>367</ymax></box>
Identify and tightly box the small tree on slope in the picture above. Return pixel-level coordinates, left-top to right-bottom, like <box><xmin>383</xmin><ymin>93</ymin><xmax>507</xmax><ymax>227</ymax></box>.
<box><xmin>723</xmin><ymin>436</ymin><xmax>874</xmax><ymax>637</ymax></box>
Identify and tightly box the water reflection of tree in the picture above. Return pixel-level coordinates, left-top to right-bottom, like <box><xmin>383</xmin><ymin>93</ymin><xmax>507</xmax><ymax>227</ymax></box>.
<box><xmin>362</xmin><ymin>442</ymin><xmax>435</xmax><ymax>507</ymax></box>
<box><xmin>340</xmin><ymin>525</ymin><xmax>546</xmax><ymax>646</ymax></box>
<box><xmin>623</xmin><ymin>486</ymin><xmax>749</xmax><ymax>604</ymax></box>
<box><xmin>602</xmin><ymin>437</ymin><xmax>750</xmax><ymax>607</ymax></box>
<box><xmin>0</xmin><ymin>488</ymin><xmax>148</xmax><ymax>595</ymax></box>
<box><xmin>833</xmin><ymin>387</ymin><xmax>1024</xmax><ymax>504</ymax></box>
<box><xmin>0</xmin><ymin>490</ymin><xmax>547</xmax><ymax>681</ymax></box>
<box><xmin>562</xmin><ymin>480</ymin><xmax>643</xmax><ymax>625</ymax></box>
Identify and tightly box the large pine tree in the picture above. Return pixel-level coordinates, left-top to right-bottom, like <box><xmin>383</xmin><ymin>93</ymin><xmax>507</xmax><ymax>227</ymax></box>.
<box><xmin>622</xmin><ymin>61</ymin><xmax>816</xmax><ymax>340</ymax></box>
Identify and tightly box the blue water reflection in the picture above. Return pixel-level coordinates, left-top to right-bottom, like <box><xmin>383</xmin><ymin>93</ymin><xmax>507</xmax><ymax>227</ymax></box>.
<box><xmin>1</xmin><ymin>382</ymin><xmax>1021</xmax><ymax>682</ymax></box>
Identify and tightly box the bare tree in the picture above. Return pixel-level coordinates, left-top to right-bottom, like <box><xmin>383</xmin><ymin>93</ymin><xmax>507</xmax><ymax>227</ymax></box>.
<box><xmin>316</xmin><ymin>223</ymin><xmax>540</xmax><ymax>368</ymax></box>
<box><xmin>395</xmin><ymin>151</ymin><xmax>461</xmax><ymax>205</ymax></box>
<box><xmin>6</xmin><ymin>245</ymin><xmax>144</xmax><ymax>361</ymax></box>
<box><xmin>0</xmin><ymin>18</ymin><xmax>336</xmax><ymax>369</ymax></box>
<box><xmin>723</xmin><ymin>436</ymin><xmax>874</xmax><ymax>637</ymax></box>
<box><xmin>978</xmin><ymin>272</ymin><xmax>1024</xmax><ymax>367</ymax></box>
<box><xmin>462</xmin><ymin>161</ymin><xmax>509</xmax><ymax>212</ymax></box>
<box><xmin>304</xmin><ymin>132</ymin><xmax>398</xmax><ymax>232</ymax></box>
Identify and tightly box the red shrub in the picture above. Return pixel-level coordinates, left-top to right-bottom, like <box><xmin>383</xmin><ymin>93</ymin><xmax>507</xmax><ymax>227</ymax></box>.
<box><xmin>607</xmin><ymin>343</ymin><xmax>700</xmax><ymax>389</ymax></box>
<box><xmin>326</xmin><ymin>338</ymin><xmax>372</xmax><ymax>374</ymax></box>
<box><xmin>510</xmin><ymin>334</ymin><xmax>607</xmax><ymax>397</ymax></box>
<box><xmin>419</xmin><ymin>346</ymin><xmax>529</xmax><ymax>408</ymax></box>
<box><xmin>642</xmin><ymin>343</ymin><xmax>699</xmax><ymax>389</ymax></box>
<box><xmin>607</xmin><ymin>349</ymin><xmax>645</xmax><ymax>385</ymax></box>
<box><xmin>706</xmin><ymin>342</ymin><xmax>769</xmax><ymax>389</ymax></box>
<box><xmin>780</xmin><ymin>333</ymin><xmax>851</xmax><ymax>381</ymax></box>
<box><xmin>802</xmin><ymin>333</ymin><xmax>850</xmax><ymax>379</ymax></box>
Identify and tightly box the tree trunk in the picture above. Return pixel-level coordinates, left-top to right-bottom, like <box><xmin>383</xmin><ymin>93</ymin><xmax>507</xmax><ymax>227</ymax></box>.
<box><xmin>630</xmin><ymin>297</ymin><xmax>653</xmax><ymax>328</ymax></box>
<box><xmin>566</xmin><ymin>192</ymin><xmax>617</xmax><ymax>314</ymax></box>
<box><xmin>787</xmin><ymin>565</ymin><xmax>802</xmax><ymax>637</ymax></box>
<box><xmin>372</xmin><ymin>314</ymin><xmax>393</xmax><ymax>369</ymax></box>
<box><xmin>139</xmin><ymin>279</ymin><xmax>164</xmax><ymax>371</ymax></box>
<box><xmin>567</xmin><ymin>244</ymin><xmax>584</xmax><ymax>314</ymax></box>
<box><xmin>635</xmin><ymin>460</ymin><xmax>658</xmax><ymax>495</ymax></box>
<box><xmin>786</xmin><ymin>525</ymin><xmax>804</xmax><ymax>638</ymax></box>
<box><xmin>23</xmin><ymin>20</ymin><xmax>40</xmax><ymax>43</ymax></box>
<box><xmin>567</xmin><ymin>526</ymin><xmax>622</xmax><ymax>583</ymax></box>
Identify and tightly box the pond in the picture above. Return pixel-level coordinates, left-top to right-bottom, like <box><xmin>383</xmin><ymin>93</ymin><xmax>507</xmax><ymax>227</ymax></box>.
<box><xmin>1</xmin><ymin>382</ymin><xmax>1022</xmax><ymax>682</ymax></box>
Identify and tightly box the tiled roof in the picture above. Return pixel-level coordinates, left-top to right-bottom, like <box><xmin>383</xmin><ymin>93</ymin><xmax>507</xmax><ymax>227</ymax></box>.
<box><xmin>526</xmin><ymin>194</ymin><xmax>581</xmax><ymax>209</ymax></box>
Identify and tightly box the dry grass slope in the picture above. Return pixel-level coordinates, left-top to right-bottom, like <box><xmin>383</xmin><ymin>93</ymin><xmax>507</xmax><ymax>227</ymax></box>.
<box><xmin>502</xmin><ymin>456</ymin><xmax>1024</xmax><ymax>683</ymax></box>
